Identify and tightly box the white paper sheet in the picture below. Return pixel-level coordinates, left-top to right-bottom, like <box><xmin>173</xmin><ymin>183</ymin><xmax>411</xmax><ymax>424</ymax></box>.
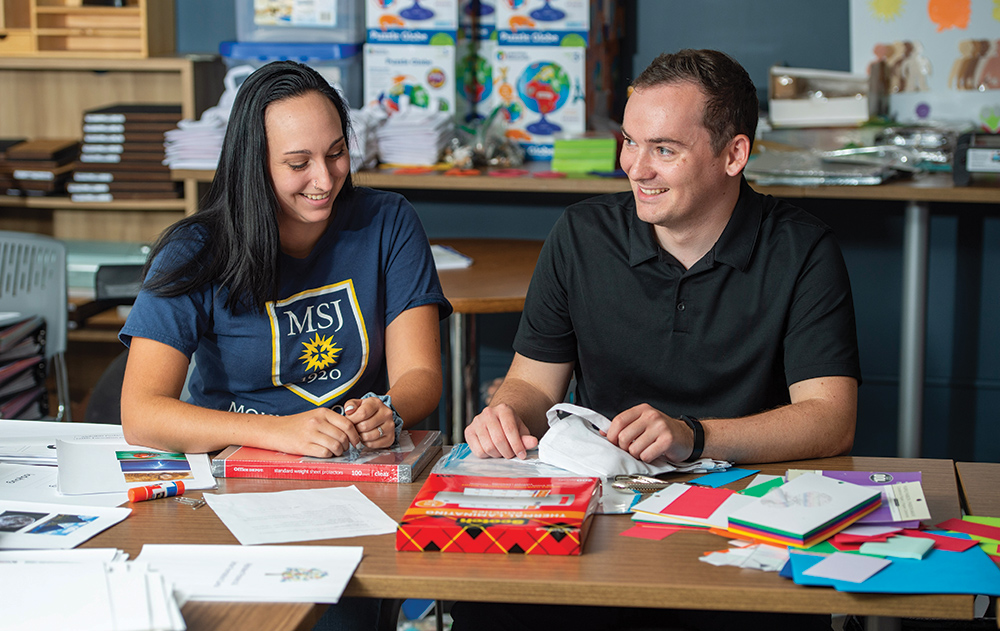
<box><xmin>56</xmin><ymin>439</ymin><xmax>216</xmax><ymax>495</ymax></box>
<box><xmin>0</xmin><ymin>548</ymin><xmax>125</xmax><ymax>563</ymax></box>
<box><xmin>0</xmin><ymin>560</ymin><xmax>184</xmax><ymax>631</ymax></box>
<box><xmin>203</xmin><ymin>485</ymin><xmax>397</xmax><ymax>545</ymax></box>
<box><xmin>0</xmin><ymin>499</ymin><xmax>130</xmax><ymax>549</ymax></box>
<box><xmin>137</xmin><ymin>544</ymin><xmax>364</xmax><ymax>603</ymax></box>
<box><xmin>0</xmin><ymin>462</ymin><xmax>128</xmax><ymax>507</ymax></box>
<box><xmin>0</xmin><ymin>562</ymin><xmax>116</xmax><ymax>630</ymax></box>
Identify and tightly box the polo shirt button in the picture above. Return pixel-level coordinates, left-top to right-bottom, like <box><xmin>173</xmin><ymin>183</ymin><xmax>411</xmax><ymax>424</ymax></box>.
<box><xmin>676</xmin><ymin>302</ymin><xmax>686</xmax><ymax>311</ymax></box>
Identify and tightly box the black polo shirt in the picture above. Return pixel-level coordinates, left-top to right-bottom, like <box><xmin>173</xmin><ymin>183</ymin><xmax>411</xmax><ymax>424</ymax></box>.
<box><xmin>514</xmin><ymin>178</ymin><xmax>861</xmax><ymax>421</ymax></box>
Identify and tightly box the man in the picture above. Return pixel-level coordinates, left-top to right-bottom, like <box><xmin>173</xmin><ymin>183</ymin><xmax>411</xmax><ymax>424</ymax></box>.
<box><xmin>452</xmin><ymin>49</ymin><xmax>859</xmax><ymax>631</ymax></box>
<box><xmin>465</xmin><ymin>49</ymin><xmax>859</xmax><ymax>468</ymax></box>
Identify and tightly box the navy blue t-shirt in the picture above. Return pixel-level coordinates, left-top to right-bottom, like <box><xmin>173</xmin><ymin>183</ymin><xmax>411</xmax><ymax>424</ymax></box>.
<box><xmin>120</xmin><ymin>187</ymin><xmax>451</xmax><ymax>415</ymax></box>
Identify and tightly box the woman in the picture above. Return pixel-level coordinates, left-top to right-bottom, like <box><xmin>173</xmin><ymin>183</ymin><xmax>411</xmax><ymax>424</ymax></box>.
<box><xmin>120</xmin><ymin>61</ymin><xmax>448</xmax><ymax>470</ymax></box>
<box><xmin>120</xmin><ymin>60</ymin><xmax>449</xmax><ymax>630</ymax></box>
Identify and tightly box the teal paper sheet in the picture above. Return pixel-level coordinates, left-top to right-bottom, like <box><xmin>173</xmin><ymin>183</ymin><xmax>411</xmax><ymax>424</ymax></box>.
<box><xmin>789</xmin><ymin>546</ymin><xmax>1000</xmax><ymax>595</ymax></box>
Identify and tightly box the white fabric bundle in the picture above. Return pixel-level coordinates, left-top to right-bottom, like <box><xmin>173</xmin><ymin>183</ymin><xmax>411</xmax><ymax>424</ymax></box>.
<box><xmin>537</xmin><ymin>403</ymin><xmax>731</xmax><ymax>479</ymax></box>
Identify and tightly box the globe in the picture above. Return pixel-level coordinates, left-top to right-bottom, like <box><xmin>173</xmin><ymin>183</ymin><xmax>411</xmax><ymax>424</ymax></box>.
<box><xmin>458</xmin><ymin>52</ymin><xmax>493</xmax><ymax>117</ymax></box>
<box><xmin>373</xmin><ymin>0</ymin><xmax>395</xmax><ymax>9</ymax></box>
<box><xmin>382</xmin><ymin>82</ymin><xmax>431</xmax><ymax>113</ymax></box>
<box><xmin>503</xmin><ymin>0</ymin><xmax>525</xmax><ymax>10</ymax></box>
<box><xmin>516</xmin><ymin>61</ymin><xmax>570</xmax><ymax>135</ymax></box>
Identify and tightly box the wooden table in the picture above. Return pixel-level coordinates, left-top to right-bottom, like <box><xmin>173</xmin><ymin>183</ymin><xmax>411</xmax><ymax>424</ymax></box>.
<box><xmin>85</xmin><ymin>455</ymin><xmax>972</xmax><ymax>630</ymax></box>
<box><xmin>956</xmin><ymin>462</ymin><xmax>1000</xmax><ymax>517</ymax></box>
<box><xmin>433</xmin><ymin>239</ymin><xmax>543</xmax><ymax>444</ymax></box>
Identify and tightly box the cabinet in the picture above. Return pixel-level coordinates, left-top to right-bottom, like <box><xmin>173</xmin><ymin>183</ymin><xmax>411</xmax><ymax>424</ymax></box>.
<box><xmin>0</xmin><ymin>55</ymin><xmax>225</xmax><ymax>241</ymax></box>
<box><xmin>0</xmin><ymin>0</ymin><xmax>174</xmax><ymax>58</ymax></box>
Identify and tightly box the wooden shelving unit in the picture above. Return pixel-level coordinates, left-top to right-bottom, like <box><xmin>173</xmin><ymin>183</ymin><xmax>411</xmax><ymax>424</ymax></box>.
<box><xmin>0</xmin><ymin>0</ymin><xmax>174</xmax><ymax>58</ymax></box>
<box><xmin>0</xmin><ymin>54</ymin><xmax>225</xmax><ymax>241</ymax></box>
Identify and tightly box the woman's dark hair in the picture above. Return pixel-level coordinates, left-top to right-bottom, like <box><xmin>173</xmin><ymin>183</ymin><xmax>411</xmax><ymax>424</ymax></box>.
<box><xmin>142</xmin><ymin>60</ymin><xmax>354</xmax><ymax>313</ymax></box>
<box><xmin>632</xmin><ymin>49</ymin><xmax>758</xmax><ymax>155</ymax></box>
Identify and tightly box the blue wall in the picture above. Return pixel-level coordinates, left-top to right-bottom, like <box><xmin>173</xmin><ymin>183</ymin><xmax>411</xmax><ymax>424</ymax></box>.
<box><xmin>175</xmin><ymin>1</ymin><xmax>1000</xmax><ymax>461</ymax></box>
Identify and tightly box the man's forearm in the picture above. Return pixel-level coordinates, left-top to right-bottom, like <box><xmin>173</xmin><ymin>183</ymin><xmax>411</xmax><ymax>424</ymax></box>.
<box><xmin>701</xmin><ymin>381</ymin><xmax>857</xmax><ymax>464</ymax></box>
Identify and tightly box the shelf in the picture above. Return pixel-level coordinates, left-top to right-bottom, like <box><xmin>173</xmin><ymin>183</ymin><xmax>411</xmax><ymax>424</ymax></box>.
<box><xmin>0</xmin><ymin>195</ymin><xmax>187</xmax><ymax>211</ymax></box>
<box><xmin>172</xmin><ymin>168</ymin><xmax>1000</xmax><ymax>205</ymax></box>
<box><xmin>0</xmin><ymin>0</ymin><xmax>174</xmax><ymax>58</ymax></box>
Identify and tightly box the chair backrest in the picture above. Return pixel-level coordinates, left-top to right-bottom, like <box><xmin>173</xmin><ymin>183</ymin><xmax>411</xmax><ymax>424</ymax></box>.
<box><xmin>0</xmin><ymin>231</ymin><xmax>67</xmax><ymax>360</ymax></box>
<box><xmin>0</xmin><ymin>231</ymin><xmax>70</xmax><ymax>421</ymax></box>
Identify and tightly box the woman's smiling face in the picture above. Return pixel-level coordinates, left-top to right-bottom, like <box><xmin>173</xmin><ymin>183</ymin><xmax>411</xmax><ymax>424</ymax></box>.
<box><xmin>265</xmin><ymin>90</ymin><xmax>350</xmax><ymax>233</ymax></box>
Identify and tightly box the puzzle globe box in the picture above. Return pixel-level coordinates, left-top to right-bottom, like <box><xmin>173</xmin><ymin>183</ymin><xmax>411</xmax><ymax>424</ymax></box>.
<box><xmin>363</xmin><ymin>43</ymin><xmax>457</xmax><ymax>113</ymax></box>
<box><xmin>396</xmin><ymin>473</ymin><xmax>601</xmax><ymax>555</ymax></box>
<box><xmin>491</xmin><ymin>45</ymin><xmax>586</xmax><ymax>160</ymax></box>
<box><xmin>366</xmin><ymin>0</ymin><xmax>458</xmax><ymax>45</ymax></box>
<box><xmin>495</xmin><ymin>0</ymin><xmax>589</xmax><ymax>46</ymax></box>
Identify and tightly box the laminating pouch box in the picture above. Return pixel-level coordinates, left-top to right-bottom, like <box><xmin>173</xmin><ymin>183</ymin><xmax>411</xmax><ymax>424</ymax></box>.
<box><xmin>495</xmin><ymin>0</ymin><xmax>589</xmax><ymax>46</ymax></box>
<box><xmin>396</xmin><ymin>473</ymin><xmax>600</xmax><ymax>554</ymax></box>
<box><xmin>366</xmin><ymin>0</ymin><xmax>458</xmax><ymax>45</ymax></box>
<box><xmin>491</xmin><ymin>45</ymin><xmax>586</xmax><ymax>160</ymax></box>
<box><xmin>364</xmin><ymin>43</ymin><xmax>457</xmax><ymax>112</ymax></box>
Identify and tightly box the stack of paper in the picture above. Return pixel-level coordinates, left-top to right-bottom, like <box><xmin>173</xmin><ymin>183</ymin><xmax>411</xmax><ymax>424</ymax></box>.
<box><xmin>375</xmin><ymin>108</ymin><xmax>454</xmax><ymax>166</ymax></box>
<box><xmin>631</xmin><ymin>484</ymin><xmax>756</xmax><ymax>530</ymax></box>
<box><xmin>162</xmin><ymin>119</ymin><xmax>226</xmax><ymax>171</ymax></box>
<box><xmin>0</xmin><ymin>556</ymin><xmax>183</xmax><ymax>631</ymax></box>
<box><xmin>431</xmin><ymin>244</ymin><xmax>473</xmax><ymax>270</ymax></box>
<box><xmin>789</xmin><ymin>470</ymin><xmax>930</xmax><ymax>528</ymax></box>
<box><xmin>726</xmin><ymin>473</ymin><xmax>881</xmax><ymax>548</ymax></box>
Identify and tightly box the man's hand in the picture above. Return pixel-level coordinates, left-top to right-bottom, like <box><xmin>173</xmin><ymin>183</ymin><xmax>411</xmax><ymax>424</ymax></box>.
<box><xmin>344</xmin><ymin>398</ymin><xmax>395</xmax><ymax>449</ymax></box>
<box><xmin>272</xmin><ymin>408</ymin><xmax>364</xmax><ymax>458</ymax></box>
<box><xmin>465</xmin><ymin>403</ymin><xmax>540</xmax><ymax>459</ymax></box>
<box><xmin>605</xmin><ymin>403</ymin><xmax>694</xmax><ymax>463</ymax></box>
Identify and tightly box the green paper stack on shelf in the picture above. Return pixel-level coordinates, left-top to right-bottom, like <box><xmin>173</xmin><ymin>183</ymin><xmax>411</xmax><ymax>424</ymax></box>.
<box><xmin>551</xmin><ymin>133</ymin><xmax>617</xmax><ymax>174</ymax></box>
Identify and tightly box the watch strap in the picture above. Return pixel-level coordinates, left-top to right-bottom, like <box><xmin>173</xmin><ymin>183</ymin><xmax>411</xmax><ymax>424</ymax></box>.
<box><xmin>679</xmin><ymin>415</ymin><xmax>704</xmax><ymax>463</ymax></box>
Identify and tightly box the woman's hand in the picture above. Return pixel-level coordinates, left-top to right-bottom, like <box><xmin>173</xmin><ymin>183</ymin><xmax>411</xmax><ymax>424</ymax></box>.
<box><xmin>344</xmin><ymin>398</ymin><xmax>395</xmax><ymax>449</ymax></box>
<box><xmin>271</xmin><ymin>408</ymin><xmax>364</xmax><ymax>458</ymax></box>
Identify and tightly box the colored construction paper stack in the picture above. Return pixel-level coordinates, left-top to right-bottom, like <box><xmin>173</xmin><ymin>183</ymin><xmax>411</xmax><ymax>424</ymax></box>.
<box><xmin>726</xmin><ymin>473</ymin><xmax>882</xmax><ymax>548</ymax></box>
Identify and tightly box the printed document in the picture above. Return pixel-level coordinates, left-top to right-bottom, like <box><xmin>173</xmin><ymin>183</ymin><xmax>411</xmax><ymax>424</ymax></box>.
<box><xmin>203</xmin><ymin>485</ymin><xmax>398</xmax><ymax>545</ymax></box>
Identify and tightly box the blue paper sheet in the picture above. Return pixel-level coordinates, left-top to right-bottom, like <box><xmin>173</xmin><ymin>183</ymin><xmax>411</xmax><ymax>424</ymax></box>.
<box><xmin>689</xmin><ymin>468</ymin><xmax>760</xmax><ymax>488</ymax></box>
<box><xmin>789</xmin><ymin>545</ymin><xmax>1000</xmax><ymax>595</ymax></box>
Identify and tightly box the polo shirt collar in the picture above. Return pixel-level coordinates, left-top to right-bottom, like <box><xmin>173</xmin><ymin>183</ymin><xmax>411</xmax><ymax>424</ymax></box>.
<box><xmin>626</xmin><ymin>177</ymin><xmax>762</xmax><ymax>271</ymax></box>
<box><xmin>627</xmin><ymin>199</ymin><xmax>659</xmax><ymax>267</ymax></box>
<box><xmin>711</xmin><ymin>177</ymin><xmax>761</xmax><ymax>272</ymax></box>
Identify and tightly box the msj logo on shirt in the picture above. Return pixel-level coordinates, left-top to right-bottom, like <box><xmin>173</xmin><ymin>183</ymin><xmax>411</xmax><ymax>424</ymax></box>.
<box><xmin>267</xmin><ymin>280</ymin><xmax>369</xmax><ymax>406</ymax></box>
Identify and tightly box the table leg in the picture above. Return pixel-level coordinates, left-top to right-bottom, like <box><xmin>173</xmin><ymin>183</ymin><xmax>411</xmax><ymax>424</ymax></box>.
<box><xmin>448</xmin><ymin>313</ymin><xmax>478</xmax><ymax>445</ymax></box>
<box><xmin>865</xmin><ymin>616</ymin><xmax>902</xmax><ymax>631</ymax></box>
<box><xmin>898</xmin><ymin>201</ymin><xmax>929</xmax><ymax>458</ymax></box>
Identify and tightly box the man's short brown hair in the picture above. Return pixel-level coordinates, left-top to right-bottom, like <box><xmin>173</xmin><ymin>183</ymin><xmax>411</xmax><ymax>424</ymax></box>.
<box><xmin>632</xmin><ymin>49</ymin><xmax>758</xmax><ymax>155</ymax></box>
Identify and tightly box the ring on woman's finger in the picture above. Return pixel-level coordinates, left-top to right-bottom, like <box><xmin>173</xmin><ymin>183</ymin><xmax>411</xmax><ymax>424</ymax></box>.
<box><xmin>377</xmin><ymin>425</ymin><xmax>384</xmax><ymax>438</ymax></box>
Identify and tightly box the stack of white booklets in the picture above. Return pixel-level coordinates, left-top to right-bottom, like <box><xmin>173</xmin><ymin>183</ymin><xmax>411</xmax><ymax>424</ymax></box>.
<box><xmin>0</xmin><ymin>549</ymin><xmax>184</xmax><ymax>631</ymax></box>
<box><xmin>375</xmin><ymin>107</ymin><xmax>454</xmax><ymax>166</ymax></box>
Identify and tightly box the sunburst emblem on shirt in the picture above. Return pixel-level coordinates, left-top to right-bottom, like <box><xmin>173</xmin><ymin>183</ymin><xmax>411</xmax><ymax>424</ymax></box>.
<box><xmin>299</xmin><ymin>333</ymin><xmax>342</xmax><ymax>372</ymax></box>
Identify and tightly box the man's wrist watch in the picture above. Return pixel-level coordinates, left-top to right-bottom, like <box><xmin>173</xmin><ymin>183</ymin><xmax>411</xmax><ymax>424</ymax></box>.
<box><xmin>679</xmin><ymin>415</ymin><xmax>704</xmax><ymax>463</ymax></box>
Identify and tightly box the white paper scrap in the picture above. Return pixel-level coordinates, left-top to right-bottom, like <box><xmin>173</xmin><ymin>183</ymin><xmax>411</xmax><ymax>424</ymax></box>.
<box><xmin>202</xmin><ymin>485</ymin><xmax>397</xmax><ymax>545</ymax></box>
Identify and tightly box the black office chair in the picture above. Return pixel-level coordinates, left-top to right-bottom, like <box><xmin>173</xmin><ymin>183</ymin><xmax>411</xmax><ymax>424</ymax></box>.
<box><xmin>84</xmin><ymin>348</ymin><xmax>128</xmax><ymax>425</ymax></box>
